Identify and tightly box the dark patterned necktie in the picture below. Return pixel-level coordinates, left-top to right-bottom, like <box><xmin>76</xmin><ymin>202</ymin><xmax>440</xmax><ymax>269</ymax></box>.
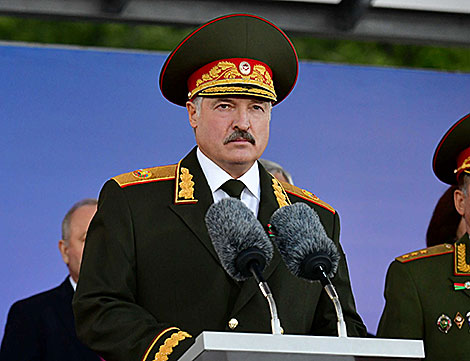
<box><xmin>220</xmin><ymin>179</ymin><xmax>245</xmax><ymax>199</ymax></box>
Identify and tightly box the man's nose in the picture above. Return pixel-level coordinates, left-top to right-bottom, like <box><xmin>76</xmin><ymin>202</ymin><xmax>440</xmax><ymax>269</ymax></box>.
<box><xmin>232</xmin><ymin>108</ymin><xmax>250</xmax><ymax>130</ymax></box>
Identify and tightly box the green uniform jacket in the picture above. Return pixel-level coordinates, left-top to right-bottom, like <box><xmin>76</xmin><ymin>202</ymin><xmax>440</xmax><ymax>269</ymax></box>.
<box><xmin>73</xmin><ymin>147</ymin><xmax>366</xmax><ymax>361</ymax></box>
<box><xmin>377</xmin><ymin>234</ymin><xmax>470</xmax><ymax>361</ymax></box>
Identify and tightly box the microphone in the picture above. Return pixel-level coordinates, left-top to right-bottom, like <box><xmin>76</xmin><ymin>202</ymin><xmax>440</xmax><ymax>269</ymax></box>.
<box><xmin>205</xmin><ymin>198</ymin><xmax>282</xmax><ymax>335</ymax></box>
<box><xmin>268</xmin><ymin>202</ymin><xmax>347</xmax><ymax>337</ymax></box>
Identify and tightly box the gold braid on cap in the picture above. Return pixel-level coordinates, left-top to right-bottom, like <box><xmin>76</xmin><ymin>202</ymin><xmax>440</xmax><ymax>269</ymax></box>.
<box><xmin>188</xmin><ymin>59</ymin><xmax>276</xmax><ymax>101</ymax></box>
<box><xmin>454</xmin><ymin>156</ymin><xmax>470</xmax><ymax>174</ymax></box>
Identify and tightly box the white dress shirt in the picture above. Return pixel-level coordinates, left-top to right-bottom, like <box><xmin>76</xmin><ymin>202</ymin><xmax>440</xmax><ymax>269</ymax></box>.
<box><xmin>197</xmin><ymin>148</ymin><xmax>261</xmax><ymax>216</ymax></box>
<box><xmin>69</xmin><ymin>276</ymin><xmax>77</xmax><ymax>291</ymax></box>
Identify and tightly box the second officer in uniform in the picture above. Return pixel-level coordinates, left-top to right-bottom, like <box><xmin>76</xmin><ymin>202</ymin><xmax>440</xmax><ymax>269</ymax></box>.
<box><xmin>378</xmin><ymin>113</ymin><xmax>470</xmax><ymax>360</ymax></box>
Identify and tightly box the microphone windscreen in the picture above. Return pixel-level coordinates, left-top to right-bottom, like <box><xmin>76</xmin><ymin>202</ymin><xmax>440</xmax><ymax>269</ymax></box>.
<box><xmin>205</xmin><ymin>198</ymin><xmax>273</xmax><ymax>281</ymax></box>
<box><xmin>269</xmin><ymin>202</ymin><xmax>340</xmax><ymax>280</ymax></box>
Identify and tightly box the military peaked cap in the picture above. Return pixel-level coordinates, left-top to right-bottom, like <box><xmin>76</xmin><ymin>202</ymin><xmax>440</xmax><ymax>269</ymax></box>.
<box><xmin>159</xmin><ymin>13</ymin><xmax>298</xmax><ymax>107</ymax></box>
<box><xmin>433</xmin><ymin>113</ymin><xmax>470</xmax><ymax>185</ymax></box>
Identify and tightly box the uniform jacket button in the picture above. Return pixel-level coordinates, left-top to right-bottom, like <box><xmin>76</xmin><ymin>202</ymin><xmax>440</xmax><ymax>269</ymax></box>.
<box><xmin>228</xmin><ymin>318</ymin><xmax>238</xmax><ymax>330</ymax></box>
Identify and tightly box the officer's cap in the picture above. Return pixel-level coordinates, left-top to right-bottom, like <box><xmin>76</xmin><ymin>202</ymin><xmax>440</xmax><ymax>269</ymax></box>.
<box><xmin>159</xmin><ymin>14</ymin><xmax>298</xmax><ymax>107</ymax></box>
<box><xmin>433</xmin><ymin>113</ymin><xmax>470</xmax><ymax>185</ymax></box>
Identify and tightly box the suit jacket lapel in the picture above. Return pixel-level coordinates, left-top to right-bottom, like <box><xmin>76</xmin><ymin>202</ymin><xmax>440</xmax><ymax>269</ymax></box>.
<box><xmin>169</xmin><ymin>147</ymin><xmax>220</xmax><ymax>263</ymax></box>
<box><xmin>231</xmin><ymin>164</ymin><xmax>282</xmax><ymax>315</ymax></box>
<box><xmin>257</xmin><ymin>165</ymin><xmax>282</xmax><ymax>281</ymax></box>
<box><xmin>55</xmin><ymin>278</ymin><xmax>77</xmax><ymax>335</ymax></box>
<box><xmin>56</xmin><ymin>278</ymin><xmax>102</xmax><ymax>360</ymax></box>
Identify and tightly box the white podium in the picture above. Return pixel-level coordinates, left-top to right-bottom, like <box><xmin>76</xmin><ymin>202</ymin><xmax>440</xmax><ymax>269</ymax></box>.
<box><xmin>178</xmin><ymin>332</ymin><xmax>424</xmax><ymax>361</ymax></box>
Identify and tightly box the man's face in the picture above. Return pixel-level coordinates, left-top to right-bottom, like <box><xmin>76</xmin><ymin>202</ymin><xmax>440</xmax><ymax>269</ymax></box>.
<box><xmin>454</xmin><ymin>182</ymin><xmax>470</xmax><ymax>236</ymax></box>
<box><xmin>58</xmin><ymin>204</ymin><xmax>97</xmax><ymax>282</ymax></box>
<box><xmin>187</xmin><ymin>97</ymin><xmax>271</xmax><ymax>178</ymax></box>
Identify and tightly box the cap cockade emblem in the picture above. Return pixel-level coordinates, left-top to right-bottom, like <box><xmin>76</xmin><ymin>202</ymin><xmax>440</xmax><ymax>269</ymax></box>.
<box><xmin>239</xmin><ymin>61</ymin><xmax>251</xmax><ymax>75</ymax></box>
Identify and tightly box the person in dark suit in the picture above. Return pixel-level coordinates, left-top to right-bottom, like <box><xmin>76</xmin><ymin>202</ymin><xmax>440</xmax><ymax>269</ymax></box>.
<box><xmin>0</xmin><ymin>199</ymin><xmax>100</xmax><ymax>361</ymax></box>
<box><xmin>73</xmin><ymin>14</ymin><xmax>367</xmax><ymax>361</ymax></box>
<box><xmin>258</xmin><ymin>158</ymin><xmax>294</xmax><ymax>185</ymax></box>
<box><xmin>377</xmin><ymin>113</ymin><xmax>470</xmax><ymax>360</ymax></box>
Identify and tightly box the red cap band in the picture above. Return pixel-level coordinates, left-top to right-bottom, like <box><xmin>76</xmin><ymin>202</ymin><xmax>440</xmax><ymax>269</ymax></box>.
<box><xmin>455</xmin><ymin>146</ymin><xmax>470</xmax><ymax>179</ymax></box>
<box><xmin>187</xmin><ymin>58</ymin><xmax>276</xmax><ymax>101</ymax></box>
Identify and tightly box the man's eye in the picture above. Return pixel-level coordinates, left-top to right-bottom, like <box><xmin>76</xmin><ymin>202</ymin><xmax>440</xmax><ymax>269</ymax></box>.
<box><xmin>253</xmin><ymin>105</ymin><xmax>265</xmax><ymax>111</ymax></box>
<box><xmin>217</xmin><ymin>103</ymin><xmax>230</xmax><ymax>109</ymax></box>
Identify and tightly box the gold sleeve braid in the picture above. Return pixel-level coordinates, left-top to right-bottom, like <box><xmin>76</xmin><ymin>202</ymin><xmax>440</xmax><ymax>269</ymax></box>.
<box><xmin>153</xmin><ymin>331</ymin><xmax>192</xmax><ymax>361</ymax></box>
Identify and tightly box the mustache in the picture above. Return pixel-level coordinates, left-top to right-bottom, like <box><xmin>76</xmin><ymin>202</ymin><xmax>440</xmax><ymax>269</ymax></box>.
<box><xmin>223</xmin><ymin>129</ymin><xmax>256</xmax><ymax>145</ymax></box>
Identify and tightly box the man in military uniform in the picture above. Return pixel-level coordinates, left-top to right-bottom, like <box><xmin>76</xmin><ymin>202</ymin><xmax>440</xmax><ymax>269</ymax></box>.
<box><xmin>377</xmin><ymin>113</ymin><xmax>470</xmax><ymax>360</ymax></box>
<box><xmin>73</xmin><ymin>14</ymin><xmax>366</xmax><ymax>361</ymax></box>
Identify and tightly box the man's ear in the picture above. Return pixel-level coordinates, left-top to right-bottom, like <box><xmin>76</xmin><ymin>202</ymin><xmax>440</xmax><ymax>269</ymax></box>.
<box><xmin>58</xmin><ymin>240</ymin><xmax>69</xmax><ymax>265</ymax></box>
<box><xmin>186</xmin><ymin>101</ymin><xmax>198</xmax><ymax>129</ymax></box>
<box><xmin>454</xmin><ymin>188</ymin><xmax>466</xmax><ymax>216</ymax></box>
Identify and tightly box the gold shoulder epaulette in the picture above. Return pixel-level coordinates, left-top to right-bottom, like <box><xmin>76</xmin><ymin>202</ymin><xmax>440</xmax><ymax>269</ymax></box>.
<box><xmin>112</xmin><ymin>164</ymin><xmax>177</xmax><ymax>188</ymax></box>
<box><xmin>396</xmin><ymin>243</ymin><xmax>454</xmax><ymax>263</ymax></box>
<box><xmin>281</xmin><ymin>182</ymin><xmax>335</xmax><ymax>214</ymax></box>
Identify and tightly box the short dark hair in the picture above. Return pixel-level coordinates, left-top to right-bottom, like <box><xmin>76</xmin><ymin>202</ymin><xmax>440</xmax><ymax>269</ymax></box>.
<box><xmin>426</xmin><ymin>185</ymin><xmax>461</xmax><ymax>247</ymax></box>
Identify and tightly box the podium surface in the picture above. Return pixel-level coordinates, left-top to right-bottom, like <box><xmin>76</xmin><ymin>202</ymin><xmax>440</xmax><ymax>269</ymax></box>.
<box><xmin>178</xmin><ymin>331</ymin><xmax>424</xmax><ymax>361</ymax></box>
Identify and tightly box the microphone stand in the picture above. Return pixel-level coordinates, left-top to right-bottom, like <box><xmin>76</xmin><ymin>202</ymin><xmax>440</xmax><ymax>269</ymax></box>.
<box><xmin>249</xmin><ymin>261</ymin><xmax>283</xmax><ymax>335</ymax></box>
<box><xmin>317</xmin><ymin>266</ymin><xmax>348</xmax><ymax>338</ymax></box>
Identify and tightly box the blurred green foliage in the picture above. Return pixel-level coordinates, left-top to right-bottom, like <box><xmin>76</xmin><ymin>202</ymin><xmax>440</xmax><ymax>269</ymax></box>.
<box><xmin>292</xmin><ymin>38</ymin><xmax>470</xmax><ymax>71</ymax></box>
<box><xmin>0</xmin><ymin>17</ymin><xmax>191</xmax><ymax>51</ymax></box>
<box><xmin>1</xmin><ymin>16</ymin><xmax>470</xmax><ymax>72</ymax></box>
